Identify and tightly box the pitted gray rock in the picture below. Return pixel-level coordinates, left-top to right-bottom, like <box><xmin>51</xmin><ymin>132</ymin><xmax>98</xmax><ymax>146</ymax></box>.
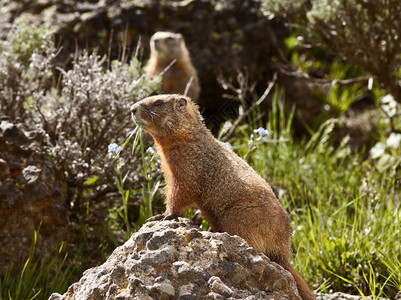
<box><xmin>49</xmin><ymin>218</ymin><xmax>301</xmax><ymax>300</ymax></box>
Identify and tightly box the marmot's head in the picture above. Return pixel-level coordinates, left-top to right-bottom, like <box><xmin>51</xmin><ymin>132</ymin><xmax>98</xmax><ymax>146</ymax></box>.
<box><xmin>131</xmin><ymin>94</ymin><xmax>204</xmax><ymax>141</ymax></box>
<box><xmin>149</xmin><ymin>32</ymin><xmax>189</xmax><ymax>62</ymax></box>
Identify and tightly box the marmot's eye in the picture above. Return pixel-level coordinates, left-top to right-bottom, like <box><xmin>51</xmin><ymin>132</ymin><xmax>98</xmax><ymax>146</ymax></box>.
<box><xmin>154</xmin><ymin>100</ymin><xmax>164</xmax><ymax>107</ymax></box>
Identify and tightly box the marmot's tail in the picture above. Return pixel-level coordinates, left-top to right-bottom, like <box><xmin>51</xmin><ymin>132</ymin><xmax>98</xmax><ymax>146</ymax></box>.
<box><xmin>283</xmin><ymin>265</ymin><xmax>315</xmax><ymax>300</ymax></box>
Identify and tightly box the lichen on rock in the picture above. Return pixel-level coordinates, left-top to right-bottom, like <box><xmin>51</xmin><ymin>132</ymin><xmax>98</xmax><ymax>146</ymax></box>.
<box><xmin>50</xmin><ymin>218</ymin><xmax>301</xmax><ymax>299</ymax></box>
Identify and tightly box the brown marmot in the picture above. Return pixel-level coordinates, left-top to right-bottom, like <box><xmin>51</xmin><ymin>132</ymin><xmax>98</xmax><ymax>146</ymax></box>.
<box><xmin>145</xmin><ymin>32</ymin><xmax>200</xmax><ymax>102</ymax></box>
<box><xmin>130</xmin><ymin>94</ymin><xmax>315</xmax><ymax>300</ymax></box>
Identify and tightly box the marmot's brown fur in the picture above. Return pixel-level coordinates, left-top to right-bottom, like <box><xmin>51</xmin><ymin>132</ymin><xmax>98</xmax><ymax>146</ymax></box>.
<box><xmin>145</xmin><ymin>32</ymin><xmax>200</xmax><ymax>101</ymax></box>
<box><xmin>130</xmin><ymin>94</ymin><xmax>315</xmax><ymax>300</ymax></box>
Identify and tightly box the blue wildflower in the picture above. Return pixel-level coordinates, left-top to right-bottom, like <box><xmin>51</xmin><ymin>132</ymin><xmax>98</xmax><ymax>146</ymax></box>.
<box><xmin>146</xmin><ymin>147</ymin><xmax>155</xmax><ymax>155</ymax></box>
<box><xmin>253</xmin><ymin>127</ymin><xmax>269</xmax><ymax>138</ymax></box>
<box><xmin>224</xmin><ymin>142</ymin><xmax>233</xmax><ymax>149</ymax></box>
<box><xmin>108</xmin><ymin>143</ymin><xmax>123</xmax><ymax>154</ymax></box>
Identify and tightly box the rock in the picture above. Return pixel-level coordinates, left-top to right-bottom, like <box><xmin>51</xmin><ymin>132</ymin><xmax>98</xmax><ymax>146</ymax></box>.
<box><xmin>316</xmin><ymin>292</ymin><xmax>388</xmax><ymax>300</ymax></box>
<box><xmin>0</xmin><ymin>158</ymin><xmax>10</xmax><ymax>180</ymax></box>
<box><xmin>50</xmin><ymin>218</ymin><xmax>301</xmax><ymax>299</ymax></box>
<box><xmin>0</xmin><ymin>118</ymin><xmax>69</xmax><ymax>275</ymax></box>
<box><xmin>335</xmin><ymin>106</ymin><xmax>378</xmax><ymax>151</ymax></box>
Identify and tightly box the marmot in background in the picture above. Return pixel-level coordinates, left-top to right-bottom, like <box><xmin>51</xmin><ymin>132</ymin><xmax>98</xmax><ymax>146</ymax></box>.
<box><xmin>145</xmin><ymin>32</ymin><xmax>200</xmax><ymax>102</ymax></box>
<box><xmin>130</xmin><ymin>94</ymin><xmax>315</xmax><ymax>300</ymax></box>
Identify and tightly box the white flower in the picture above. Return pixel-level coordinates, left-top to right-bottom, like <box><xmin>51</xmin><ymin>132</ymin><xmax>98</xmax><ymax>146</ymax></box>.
<box><xmin>380</xmin><ymin>94</ymin><xmax>398</xmax><ymax>118</ymax></box>
<box><xmin>370</xmin><ymin>142</ymin><xmax>385</xmax><ymax>159</ymax></box>
<box><xmin>386</xmin><ymin>133</ymin><xmax>401</xmax><ymax>149</ymax></box>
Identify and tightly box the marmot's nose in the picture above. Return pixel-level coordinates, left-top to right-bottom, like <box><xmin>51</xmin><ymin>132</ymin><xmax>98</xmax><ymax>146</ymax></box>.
<box><xmin>154</xmin><ymin>39</ymin><xmax>160</xmax><ymax>51</ymax></box>
<box><xmin>130</xmin><ymin>103</ymin><xmax>138</xmax><ymax>116</ymax></box>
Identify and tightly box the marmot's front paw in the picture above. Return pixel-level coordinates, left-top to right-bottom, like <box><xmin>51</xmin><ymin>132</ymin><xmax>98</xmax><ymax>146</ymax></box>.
<box><xmin>146</xmin><ymin>214</ymin><xmax>165</xmax><ymax>222</ymax></box>
<box><xmin>163</xmin><ymin>212</ymin><xmax>179</xmax><ymax>220</ymax></box>
<box><xmin>146</xmin><ymin>212</ymin><xmax>180</xmax><ymax>223</ymax></box>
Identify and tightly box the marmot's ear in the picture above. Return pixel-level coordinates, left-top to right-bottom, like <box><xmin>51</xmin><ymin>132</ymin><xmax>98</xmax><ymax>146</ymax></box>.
<box><xmin>175</xmin><ymin>97</ymin><xmax>187</xmax><ymax>111</ymax></box>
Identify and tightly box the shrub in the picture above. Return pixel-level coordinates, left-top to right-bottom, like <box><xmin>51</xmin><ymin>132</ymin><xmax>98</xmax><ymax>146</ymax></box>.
<box><xmin>34</xmin><ymin>51</ymin><xmax>161</xmax><ymax>210</ymax></box>
<box><xmin>0</xmin><ymin>18</ymin><xmax>55</xmax><ymax>119</ymax></box>
<box><xmin>263</xmin><ymin>0</ymin><xmax>401</xmax><ymax>104</ymax></box>
<box><xmin>0</xmin><ymin>20</ymin><xmax>162</xmax><ymax>256</ymax></box>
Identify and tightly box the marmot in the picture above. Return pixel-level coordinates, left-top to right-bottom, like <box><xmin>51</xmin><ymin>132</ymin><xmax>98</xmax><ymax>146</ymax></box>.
<box><xmin>145</xmin><ymin>31</ymin><xmax>200</xmax><ymax>102</ymax></box>
<box><xmin>130</xmin><ymin>94</ymin><xmax>315</xmax><ymax>300</ymax></box>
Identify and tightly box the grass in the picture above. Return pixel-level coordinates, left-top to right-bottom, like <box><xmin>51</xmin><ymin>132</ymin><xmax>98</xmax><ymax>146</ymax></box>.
<box><xmin>113</xmin><ymin>124</ymin><xmax>164</xmax><ymax>235</ymax></box>
<box><xmin>0</xmin><ymin>227</ymin><xmax>77</xmax><ymax>300</ymax></box>
<box><xmin>235</xmin><ymin>98</ymin><xmax>401</xmax><ymax>297</ymax></box>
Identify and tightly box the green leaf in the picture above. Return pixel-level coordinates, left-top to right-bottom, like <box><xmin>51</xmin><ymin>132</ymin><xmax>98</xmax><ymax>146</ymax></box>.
<box><xmin>85</xmin><ymin>175</ymin><xmax>99</xmax><ymax>185</ymax></box>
